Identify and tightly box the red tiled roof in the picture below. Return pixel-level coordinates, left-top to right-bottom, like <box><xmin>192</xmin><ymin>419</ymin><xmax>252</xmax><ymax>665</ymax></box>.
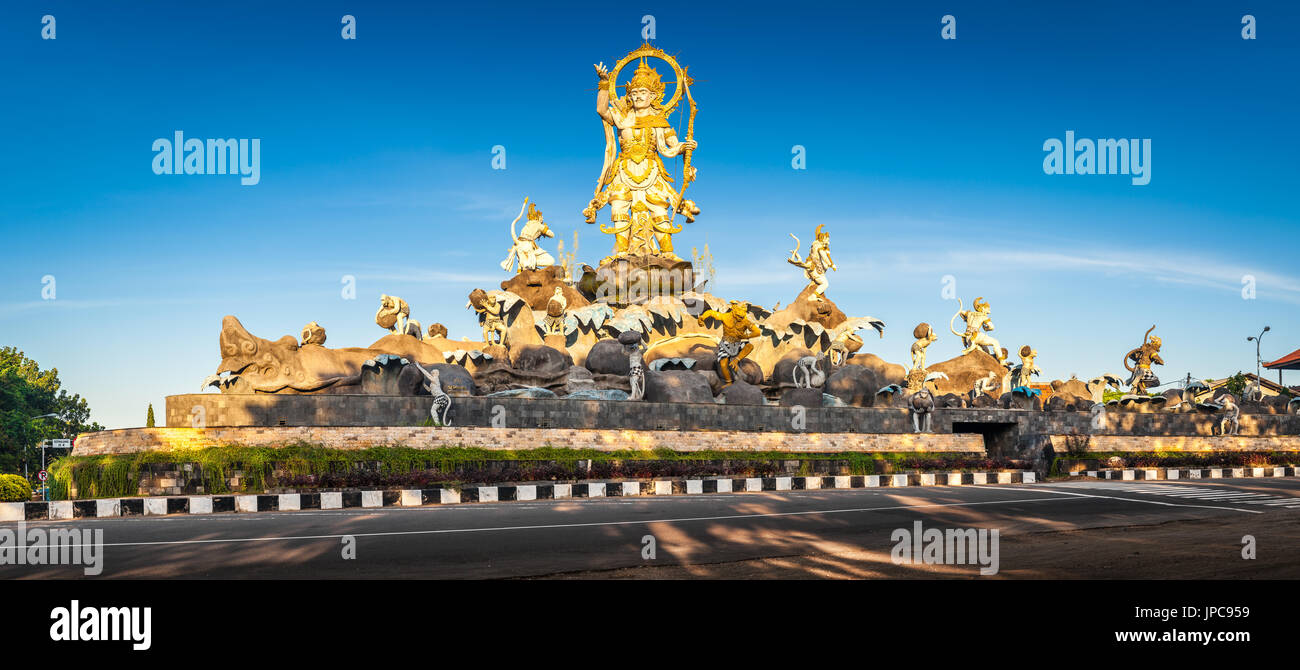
<box><xmin>1263</xmin><ymin>347</ymin><xmax>1300</xmax><ymax>370</ymax></box>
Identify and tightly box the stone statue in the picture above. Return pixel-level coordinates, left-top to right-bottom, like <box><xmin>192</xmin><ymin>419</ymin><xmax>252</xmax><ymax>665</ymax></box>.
<box><xmin>584</xmin><ymin>44</ymin><xmax>699</xmax><ymax>262</ymax></box>
<box><xmin>950</xmin><ymin>297</ymin><xmax>1004</xmax><ymax>361</ymax></box>
<box><xmin>413</xmin><ymin>365</ymin><xmax>452</xmax><ymax>426</ymax></box>
<box><xmin>906</xmin><ymin>322</ymin><xmax>938</xmax><ymax>388</ymax></box>
<box><xmin>1215</xmin><ymin>393</ymin><xmax>1240</xmax><ymax>435</ymax></box>
<box><xmin>427</xmin><ymin>323</ymin><xmax>448</xmax><ymax>339</ymax></box>
<box><xmin>1009</xmin><ymin>345</ymin><xmax>1041</xmax><ymax>389</ymax></box>
<box><xmin>792</xmin><ymin>353</ymin><xmax>827</xmax><ymax>388</ymax></box>
<box><xmin>971</xmin><ymin>371</ymin><xmax>1001</xmax><ymax>403</ymax></box>
<box><xmin>500</xmin><ymin>197</ymin><xmax>556</xmax><ymax>273</ymax></box>
<box><xmin>301</xmin><ymin>321</ymin><xmax>326</xmax><ymax>346</ymax></box>
<box><xmin>626</xmin><ymin>340</ymin><xmax>646</xmax><ymax>401</ymax></box>
<box><xmin>543</xmin><ymin>286</ymin><xmax>567</xmax><ymax>336</ymax></box>
<box><xmin>787</xmin><ymin>226</ymin><xmax>836</xmax><ymax>302</ymax></box>
<box><xmin>468</xmin><ymin>290</ymin><xmax>508</xmax><ymax>346</ymax></box>
<box><xmin>909</xmin><ymin>372</ymin><xmax>949</xmax><ymax>433</ymax></box>
<box><xmin>697</xmin><ymin>300</ymin><xmax>760</xmax><ymax>386</ymax></box>
<box><xmin>910</xmin><ymin>323</ymin><xmax>938</xmax><ymax>373</ymax></box>
<box><xmin>1123</xmin><ymin>325</ymin><xmax>1164</xmax><ymax>395</ymax></box>
<box><xmin>827</xmin><ymin>317</ymin><xmax>886</xmax><ymax>366</ymax></box>
<box><xmin>376</xmin><ymin>295</ymin><xmax>422</xmax><ymax>339</ymax></box>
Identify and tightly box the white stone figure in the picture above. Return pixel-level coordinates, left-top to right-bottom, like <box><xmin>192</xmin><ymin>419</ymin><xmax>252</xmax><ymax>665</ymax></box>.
<box><xmin>501</xmin><ymin>197</ymin><xmax>556</xmax><ymax>273</ymax></box>
<box><xmin>826</xmin><ymin>316</ymin><xmax>886</xmax><ymax>366</ymax></box>
<box><xmin>413</xmin><ymin>365</ymin><xmax>452</xmax><ymax>426</ymax></box>
<box><xmin>949</xmin><ymin>297</ymin><xmax>1004</xmax><ymax>361</ymax></box>
<box><xmin>376</xmin><ymin>295</ymin><xmax>422</xmax><ymax>339</ymax></box>
<box><xmin>1216</xmin><ymin>394</ymin><xmax>1240</xmax><ymax>436</ymax></box>
<box><xmin>544</xmin><ymin>286</ymin><xmax>568</xmax><ymax>336</ymax></box>
<box><xmin>1243</xmin><ymin>379</ymin><xmax>1262</xmax><ymax>402</ymax></box>
<box><xmin>792</xmin><ymin>354</ymin><xmax>827</xmax><ymax>389</ymax></box>
<box><xmin>971</xmin><ymin>371</ymin><xmax>1001</xmax><ymax>404</ymax></box>
<box><xmin>787</xmin><ymin>226</ymin><xmax>836</xmax><ymax>302</ymax></box>
<box><xmin>628</xmin><ymin>342</ymin><xmax>646</xmax><ymax>401</ymax></box>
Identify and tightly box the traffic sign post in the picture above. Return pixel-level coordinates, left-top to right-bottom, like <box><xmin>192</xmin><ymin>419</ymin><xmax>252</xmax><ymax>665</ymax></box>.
<box><xmin>40</xmin><ymin>438</ymin><xmax>72</xmax><ymax>501</ymax></box>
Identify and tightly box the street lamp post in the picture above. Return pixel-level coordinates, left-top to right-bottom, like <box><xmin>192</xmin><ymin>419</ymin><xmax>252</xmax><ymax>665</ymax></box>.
<box><xmin>1247</xmin><ymin>326</ymin><xmax>1270</xmax><ymax>399</ymax></box>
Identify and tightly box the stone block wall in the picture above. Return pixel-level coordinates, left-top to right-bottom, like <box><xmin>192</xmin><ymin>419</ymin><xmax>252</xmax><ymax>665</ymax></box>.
<box><xmin>72</xmin><ymin>426</ymin><xmax>986</xmax><ymax>457</ymax></box>
<box><xmin>1049</xmin><ymin>434</ymin><xmax>1300</xmax><ymax>454</ymax></box>
<box><xmin>163</xmin><ymin>393</ymin><xmax>1300</xmax><ymax>436</ymax></box>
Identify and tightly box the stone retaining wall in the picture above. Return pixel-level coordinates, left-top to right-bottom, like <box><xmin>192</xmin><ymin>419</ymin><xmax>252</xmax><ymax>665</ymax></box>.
<box><xmin>1049</xmin><ymin>434</ymin><xmax>1300</xmax><ymax>453</ymax></box>
<box><xmin>72</xmin><ymin>426</ymin><xmax>986</xmax><ymax>457</ymax></box>
<box><xmin>164</xmin><ymin>393</ymin><xmax>1300</xmax><ymax>436</ymax></box>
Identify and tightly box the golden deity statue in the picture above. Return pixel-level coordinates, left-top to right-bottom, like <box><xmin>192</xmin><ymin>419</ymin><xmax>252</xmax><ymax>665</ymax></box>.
<box><xmin>697</xmin><ymin>300</ymin><xmax>760</xmax><ymax>386</ymax></box>
<box><xmin>584</xmin><ymin>43</ymin><xmax>700</xmax><ymax>264</ymax></box>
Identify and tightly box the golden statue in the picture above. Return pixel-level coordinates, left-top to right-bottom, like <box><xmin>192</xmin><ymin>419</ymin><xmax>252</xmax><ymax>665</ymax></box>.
<box><xmin>584</xmin><ymin>43</ymin><xmax>700</xmax><ymax>263</ymax></box>
<box><xmin>787</xmin><ymin>225</ymin><xmax>836</xmax><ymax>301</ymax></box>
<box><xmin>1123</xmin><ymin>325</ymin><xmax>1164</xmax><ymax>395</ymax></box>
<box><xmin>697</xmin><ymin>300</ymin><xmax>760</xmax><ymax>386</ymax></box>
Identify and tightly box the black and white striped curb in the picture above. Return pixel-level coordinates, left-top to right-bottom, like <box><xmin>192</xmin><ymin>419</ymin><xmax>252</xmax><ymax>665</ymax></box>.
<box><xmin>1068</xmin><ymin>466</ymin><xmax>1300</xmax><ymax>481</ymax></box>
<box><xmin>1</xmin><ymin>471</ymin><xmax>1036</xmax><ymax>522</ymax></box>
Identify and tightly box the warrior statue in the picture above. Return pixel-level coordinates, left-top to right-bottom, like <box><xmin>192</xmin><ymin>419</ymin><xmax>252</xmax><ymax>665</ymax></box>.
<box><xmin>950</xmin><ymin>297</ymin><xmax>1005</xmax><ymax>362</ymax></box>
<box><xmin>697</xmin><ymin>300</ymin><xmax>760</xmax><ymax>386</ymax></box>
<box><xmin>1123</xmin><ymin>326</ymin><xmax>1164</xmax><ymax>395</ymax></box>
<box><xmin>500</xmin><ymin>197</ymin><xmax>555</xmax><ymax>273</ymax></box>
<box><xmin>584</xmin><ymin>44</ymin><xmax>699</xmax><ymax>263</ymax></box>
<box><xmin>788</xmin><ymin>225</ymin><xmax>836</xmax><ymax>301</ymax></box>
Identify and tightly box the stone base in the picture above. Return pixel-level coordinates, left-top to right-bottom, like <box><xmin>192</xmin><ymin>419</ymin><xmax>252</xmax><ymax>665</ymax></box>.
<box><xmin>501</xmin><ymin>265</ymin><xmax>589</xmax><ymax>311</ymax></box>
<box><xmin>583</xmin><ymin>255</ymin><xmax>694</xmax><ymax>305</ymax></box>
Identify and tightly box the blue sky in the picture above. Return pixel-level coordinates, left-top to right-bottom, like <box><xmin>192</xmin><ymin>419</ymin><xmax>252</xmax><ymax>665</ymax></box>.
<box><xmin>1</xmin><ymin>1</ymin><xmax>1296</xmax><ymax>429</ymax></box>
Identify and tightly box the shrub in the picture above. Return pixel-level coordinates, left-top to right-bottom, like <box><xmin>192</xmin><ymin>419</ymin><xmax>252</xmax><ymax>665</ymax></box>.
<box><xmin>0</xmin><ymin>474</ymin><xmax>33</xmax><ymax>502</ymax></box>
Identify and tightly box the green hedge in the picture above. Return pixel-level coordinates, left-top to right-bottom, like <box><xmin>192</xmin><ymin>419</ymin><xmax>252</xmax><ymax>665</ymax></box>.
<box><xmin>0</xmin><ymin>474</ymin><xmax>33</xmax><ymax>502</ymax></box>
<box><xmin>47</xmin><ymin>443</ymin><xmax>990</xmax><ymax>499</ymax></box>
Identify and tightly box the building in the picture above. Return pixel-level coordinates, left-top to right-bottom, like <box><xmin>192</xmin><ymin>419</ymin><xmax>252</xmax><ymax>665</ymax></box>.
<box><xmin>1263</xmin><ymin>346</ymin><xmax>1300</xmax><ymax>388</ymax></box>
<box><xmin>1193</xmin><ymin>373</ymin><xmax>1291</xmax><ymax>402</ymax></box>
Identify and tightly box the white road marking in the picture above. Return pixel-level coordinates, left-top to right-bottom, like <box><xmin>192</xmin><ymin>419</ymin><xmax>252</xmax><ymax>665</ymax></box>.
<box><xmin>1032</xmin><ymin>482</ymin><xmax>1291</xmax><ymax>511</ymax></box>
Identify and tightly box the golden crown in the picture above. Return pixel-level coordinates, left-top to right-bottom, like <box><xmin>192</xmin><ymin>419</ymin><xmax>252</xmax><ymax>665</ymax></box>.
<box><xmin>625</xmin><ymin>60</ymin><xmax>666</xmax><ymax>99</ymax></box>
<box><xmin>527</xmin><ymin>202</ymin><xmax>543</xmax><ymax>221</ymax></box>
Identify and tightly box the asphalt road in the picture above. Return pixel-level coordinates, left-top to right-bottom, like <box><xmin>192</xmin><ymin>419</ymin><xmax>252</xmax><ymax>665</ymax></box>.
<box><xmin>3</xmin><ymin>478</ymin><xmax>1298</xmax><ymax>579</ymax></box>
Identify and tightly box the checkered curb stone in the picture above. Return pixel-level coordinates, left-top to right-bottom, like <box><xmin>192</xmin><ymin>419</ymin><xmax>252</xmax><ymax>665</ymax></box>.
<box><xmin>1</xmin><ymin>471</ymin><xmax>1038</xmax><ymax>521</ymax></box>
<box><xmin>1066</xmin><ymin>466</ymin><xmax>1300</xmax><ymax>481</ymax></box>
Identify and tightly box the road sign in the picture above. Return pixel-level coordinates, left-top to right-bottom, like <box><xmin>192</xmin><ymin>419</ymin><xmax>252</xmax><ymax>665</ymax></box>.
<box><xmin>51</xmin><ymin>439</ymin><xmax>71</xmax><ymax>449</ymax></box>
<box><xmin>37</xmin><ymin>470</ymin><xmax>48</xmax><ymax>482</ymax></box>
